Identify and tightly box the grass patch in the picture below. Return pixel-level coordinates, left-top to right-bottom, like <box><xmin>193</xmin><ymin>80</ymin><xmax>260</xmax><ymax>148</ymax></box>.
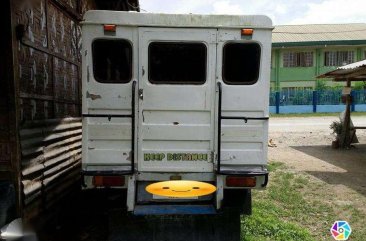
<box><xmin>270</xmin><ymin>112</ymin><xmax>366</xmax><ymax>118</ymax></box>
<box><xmin>241</xmin><ymin>200</ymin><xmax>313</xmax><ymax>241</ymax></box>
<box><xmin>267</xmin><ymin>162</ymin><xmax>286</xmax><ymax>172</ymax></box>
<box><xmin>242</xmin><ymin>162</ymin><xmax>366</xmax><ymax>240</ymax></box>
<box><xmin>241</xmin><ymin>162</ymin><xmax>336</xmax><ymax>240</ymax></box>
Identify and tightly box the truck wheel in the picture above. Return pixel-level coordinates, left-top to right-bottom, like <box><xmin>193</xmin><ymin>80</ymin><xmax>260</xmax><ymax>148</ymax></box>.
<box><xmin>223</xmin><ymin>189</ymin><xmax>252</xmax><ymax>215</ymax></box>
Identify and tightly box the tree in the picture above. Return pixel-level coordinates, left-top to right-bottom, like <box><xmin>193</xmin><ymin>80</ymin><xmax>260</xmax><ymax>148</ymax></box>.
<box><xmin>316</xmin><ymin>80</ymin><xmax>328</xmax><ymax>90</ymax></box>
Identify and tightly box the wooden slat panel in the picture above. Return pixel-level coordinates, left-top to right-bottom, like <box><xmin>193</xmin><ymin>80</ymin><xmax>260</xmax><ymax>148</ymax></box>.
<box><xmin>19</xmin><ymin>118</ymin><xmax>82</xmax><ymax>210</ymax></box>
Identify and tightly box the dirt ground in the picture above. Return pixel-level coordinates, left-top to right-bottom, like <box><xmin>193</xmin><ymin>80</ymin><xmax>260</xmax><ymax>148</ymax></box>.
<box><xmin>269</xmin><ymin>116</ymin><xmax>366</xmax><ymax>222</ymax></box>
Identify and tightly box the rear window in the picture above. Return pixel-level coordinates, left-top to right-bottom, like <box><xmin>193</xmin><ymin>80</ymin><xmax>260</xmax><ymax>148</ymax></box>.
<box><xmin>149</xmin><ymin>42</ymin><xmax>207</xmax><ymax>84</ymax></box>
<box><xmin>92</xmin><ymin>39</ymin><xmax>132</xmax><ymax>83</ymax></box>
<box><xmin>223</xmin><ymin>42</ymin><xmax>261</xmax><ymax>85</ymax></box>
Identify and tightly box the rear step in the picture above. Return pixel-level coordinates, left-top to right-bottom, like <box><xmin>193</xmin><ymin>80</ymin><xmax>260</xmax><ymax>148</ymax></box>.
<box><xmin>134</xmin><ymin>205</ymin><xmax>217</xmax><ymax>215</ymax></box>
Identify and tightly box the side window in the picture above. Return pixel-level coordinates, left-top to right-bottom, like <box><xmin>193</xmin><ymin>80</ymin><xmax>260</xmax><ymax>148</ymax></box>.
<box><xmin>149</xmin><ymin>42</ymin><xmax>207</xmax><ymax>84</ymax></box>
<box><xmin>223</xmin><ymin>42</ymin><xmax>261</xmax><ymax>85</ymax></box>
<box><xmin>92</xmin><ymin>39</ymin><xmax>132</xmax><ymax>83</ymax></box>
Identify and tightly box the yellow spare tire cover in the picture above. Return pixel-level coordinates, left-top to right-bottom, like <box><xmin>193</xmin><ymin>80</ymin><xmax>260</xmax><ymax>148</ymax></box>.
<box><xmin>146</xmin><ymin>180</ymin><xmax>216</xmax><ymax>198</ymax></box>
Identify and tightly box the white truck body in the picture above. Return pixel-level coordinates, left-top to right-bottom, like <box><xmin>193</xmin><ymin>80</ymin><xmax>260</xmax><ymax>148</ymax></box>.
<box><xmin>81</xmin><ymin>11</ymin><xmax>272</xmax><ymax>214</ymax></box>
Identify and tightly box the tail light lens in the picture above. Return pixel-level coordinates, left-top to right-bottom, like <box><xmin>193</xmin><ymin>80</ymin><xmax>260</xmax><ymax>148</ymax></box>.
<box><xmin>226</xmin><ymin>176</ymin><xmax>256</xmax><ymax>187</ymax></box>
<box><xmin>241</xmin><ymin>28</ymin><xmax>254</xmax><ymax>36</ymax></box>
<box><xmin>93</xmin><ymin>176</ymin><xmax>125</xmax><ymax>187</ymax></box>
<box><xmin>104</xmin><ymin>24</ymin><xmax>116</xmax><ymax>32</ymax></box>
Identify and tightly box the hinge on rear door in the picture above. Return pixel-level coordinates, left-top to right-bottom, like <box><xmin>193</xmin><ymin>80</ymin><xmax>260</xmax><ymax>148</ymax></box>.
<box><xmin>138</xmin><ymin>89</ymin><xmax>143</xmax><ymax>100</ymax></box>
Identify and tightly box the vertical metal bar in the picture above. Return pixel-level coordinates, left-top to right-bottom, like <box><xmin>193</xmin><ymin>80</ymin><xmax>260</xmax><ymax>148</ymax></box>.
<box><xmin>275</xmin><ymin>91</ymin><xmax>280</xmax><ymax>114</ymax></box>
<box><xmin>217</xmin><ymin>82</ymin><xmax>222</xmax><ymax>174</ymax></box>
<box><xmin>131</xmin><ymin>81</ymin><xmax>136</xmax><ymax>173</ymax></box>
<box><xmin>313</xmin><ymin>90</ymin><xmax>317</xmax><ymax>113</ymax></box>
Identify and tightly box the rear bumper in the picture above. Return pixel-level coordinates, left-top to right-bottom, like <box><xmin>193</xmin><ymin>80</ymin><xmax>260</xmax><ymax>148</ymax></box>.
<box><xmin>81</xmin><ymin>169</ymin><xmax>268</xmax><ymax>188</ymax></box>
<box><xmin>134</xmin><ymin>205</ymin><xmax>217</xmax><ymax>215</ymax></box>
<box><xmin>81</xmin><ymin>169</ymin><xmax>268</xmax><ymax>214</ymax></box>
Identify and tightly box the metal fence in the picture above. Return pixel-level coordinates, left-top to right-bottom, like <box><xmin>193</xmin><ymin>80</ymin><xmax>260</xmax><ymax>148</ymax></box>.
<box><xmin>270</xmin><ymin>89</ymin><xmax>366</xmax><ymax>114</ymax></box>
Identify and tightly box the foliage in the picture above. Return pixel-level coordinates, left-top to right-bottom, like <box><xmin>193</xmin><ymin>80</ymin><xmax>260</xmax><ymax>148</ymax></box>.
<box><xmin>330</xmin><ymin>121</ymin><xmax>343</xmax><ymax>136</ymax></box>
<box><xmin>315</xmin><ymin>80</ymin><xmax>328</xmax><ymax>90</ymax></box>
<box><xmin>353</xmin><ymin>81</ymin><xmax>366</xmax><ymax>90</ymax></box>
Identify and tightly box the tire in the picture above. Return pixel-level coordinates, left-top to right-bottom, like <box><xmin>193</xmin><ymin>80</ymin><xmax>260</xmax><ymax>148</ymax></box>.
<box><xmin>223</xmin><ymin>189</ymin><xmax>252</xmax><ymax>215</ymax></box>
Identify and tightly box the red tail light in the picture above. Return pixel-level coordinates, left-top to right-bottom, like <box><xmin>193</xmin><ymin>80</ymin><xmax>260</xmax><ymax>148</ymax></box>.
<box><xmin>241</xmin><ymin>28</ymin><xmax>254</xmax><ymax>36</ymax></box>
<box><xmin>226</xmin><ymin>176</ymin><xmax>256</xmax><ymax>187</ymax></box>
<box><xmin>93</xmin><ymin>176</ymin><xmax>125</xmax><ymax>187</ymax></box>
<box><xmin>104</xmin><ymin>24</ymin><xmax>116</xmax><ymax>33</ymax></box>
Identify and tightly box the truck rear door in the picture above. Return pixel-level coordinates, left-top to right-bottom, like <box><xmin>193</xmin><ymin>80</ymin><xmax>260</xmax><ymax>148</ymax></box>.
<box><xmin>215</xmin><ymin>29</ymin><xmax>271</xmax><ymax>172</ymax></box>
<box><xmin>138</xmin><ymin>28</ymin><xmax>216</xmax><ymax>172</ymax></box>
<box><xmin>82</xmin><ymin>25</ymin><xmax>138</xmax><ymax>173</ymax></box>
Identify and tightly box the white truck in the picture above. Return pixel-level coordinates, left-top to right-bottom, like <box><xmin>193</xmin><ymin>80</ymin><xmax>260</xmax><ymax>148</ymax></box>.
<box><xmin>81</xmin><ymin>11</ymin><xmax>272</xmax><ymax>217</ymax></box>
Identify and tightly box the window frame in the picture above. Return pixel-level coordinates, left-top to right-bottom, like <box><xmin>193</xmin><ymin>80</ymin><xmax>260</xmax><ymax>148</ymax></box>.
<box><xmin>148</xmin><ymin>41</ymin><xmax>208</xmax><ymax>85</ymax></box>
<box><xmin>92</xmin><ymin>38</ymin><xmax>133</xmax><ymax>84</ymax></box>
<box><xmin>283</xmin><ymin>51</ymin><xmax>314</xmax><ymax>68</ymax></box>
<box><xmin>222</xmin><ymin>41</ymin><xmax>262</xmax><ymax>85</ymax></box>
<box><xmin>324</xmin><ymin>50</ymin><xmax>354</xmax><ymax>67</ymax></box>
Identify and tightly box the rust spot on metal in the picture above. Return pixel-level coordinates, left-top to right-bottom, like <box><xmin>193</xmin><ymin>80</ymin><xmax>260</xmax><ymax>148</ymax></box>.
<box><xmin>86</xmin><ymin>91</ymin><xmax>101</xmax><ymax>100</ymax></box>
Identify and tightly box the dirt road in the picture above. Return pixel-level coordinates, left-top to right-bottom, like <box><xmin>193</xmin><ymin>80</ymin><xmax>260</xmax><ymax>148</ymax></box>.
<box><xmin>270</xmin><ymin>116</ymin><xmax>366</xmax><ymax>132</ymax></box>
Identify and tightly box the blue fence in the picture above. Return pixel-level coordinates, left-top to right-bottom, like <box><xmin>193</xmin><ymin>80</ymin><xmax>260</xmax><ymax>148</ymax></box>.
<box><xmin>270</xmin><ymin>89</ymin><xmax>366</xmax><ymax>114</ymax></box>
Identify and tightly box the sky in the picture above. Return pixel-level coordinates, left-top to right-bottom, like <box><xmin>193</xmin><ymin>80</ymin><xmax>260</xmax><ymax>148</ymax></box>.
<box><xmin>139</xmin><ymin>0</ymin><xmax>366</xmax><ymax>25</ymax></box>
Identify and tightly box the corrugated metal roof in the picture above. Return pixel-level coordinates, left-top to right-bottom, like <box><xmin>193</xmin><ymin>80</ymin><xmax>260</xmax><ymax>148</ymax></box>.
<box><xmin>317</xmin><ymin>59</ymin><xmax>366</xmax><ymax>80</ymax></box>
<box><xmin>273</xmin><ymin>23</ymin><xmax>366</xmax><ymax>43</ymax></box>
<box><xmin>338</xmin><ymin>59</ymin><xmax>366</xmax><ymax>70</ymax></box>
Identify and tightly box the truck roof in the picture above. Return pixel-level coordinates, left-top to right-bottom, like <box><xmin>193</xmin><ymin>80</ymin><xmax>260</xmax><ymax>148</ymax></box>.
<box><xmin>82</xmin><ymin>11</ymin><xmax>273</xmax><ymax>29</ymax></box>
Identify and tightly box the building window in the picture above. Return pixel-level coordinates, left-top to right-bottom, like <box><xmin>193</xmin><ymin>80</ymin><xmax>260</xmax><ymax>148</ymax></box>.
<box><xmin>283</xmin><ymin>52</ymin><xmax>313</xmax><ymax>67</ymax></box>
<box><xmin>149</xmin><ymin>42</ymin><xmax>207</xmax><ymax>84</ymax></box>
<box><xmin>92</xmin><ymin>39</ymin><xmax>132</xmax><ymax>83</ymax></box>
<box><xmin>324</xmin><ymin>51</ymin><xmax>354</xmax><ymax>66</ymax></box>
<box><xmin>222</xmin><ymin>42</ymin><xmax>261</xmax><ymax>85</ymax></box>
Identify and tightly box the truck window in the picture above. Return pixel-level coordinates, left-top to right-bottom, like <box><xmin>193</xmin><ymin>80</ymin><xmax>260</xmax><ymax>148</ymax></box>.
<box><xmin>92</xmin><ymin>39</ymin><xmax>132</xmax><ymax>83</ymax></box>
<box><xmin>149</xmin><ymin>42</ymin><xmax>206</xmax><ymax>84</ymax></box>
<box><xmin>223</xmin><ymin>42</ymin><xmax>261</xmax><ymax>85</ymax></box>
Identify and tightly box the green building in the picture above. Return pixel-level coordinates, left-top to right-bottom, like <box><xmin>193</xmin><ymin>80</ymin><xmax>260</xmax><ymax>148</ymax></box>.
<box><xmin>271</xmin><ymin>23</ymin><xmax>366</xmax><ymax>94</ymax></box>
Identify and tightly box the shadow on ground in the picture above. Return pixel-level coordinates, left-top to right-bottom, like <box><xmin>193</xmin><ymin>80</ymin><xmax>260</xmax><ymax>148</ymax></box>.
<box><xmin>36</xmin><ymin>189</ymin><xmax>240</xmax><ymax>241</ymax></box>
<box><xmin>291</xmin><ymin>144</ymin><xmax>366</xmax><ymax>197</ymax></box>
